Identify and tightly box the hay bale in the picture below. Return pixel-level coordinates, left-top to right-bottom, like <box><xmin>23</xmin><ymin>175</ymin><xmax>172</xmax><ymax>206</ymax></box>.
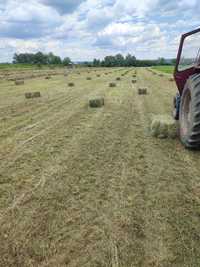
<box><xmin>68</xmin><ymin>82</ymin><xmax>74</xmax><ymax>87</ymax></box>
<box><xmin>138</xmin><ymin>88</ymin><xmax>147</xmax><ymax>95</ymax></box>
<box><xmin>132</xmin><ymin>79</ymin><xmax>137</xmax><ymax>84</ymax></box>
<box><xmin>116</xmin><ymin>77</ymin><xmax>121</xmax><ymax>81</ymax></box>
<box><xmin>32</xmin><ymin>92</ymin><xmax>41</xmax><ymax>98</ymax></box>
<box><xmin>109</xmin><ymin>82</ymin><xmax>116</xmax><ymax>87</ymax></box>
<box><xmin>25</xmin><ymin>92</ymin><xmax>41</xmax><ymax>99</ymax></box>
<box><xmin>86</xmin><ymin>77</ymin><xmax>92</xmax><ymax>80</ymax></box>
<box><xmin>89</xmin><ymin>98</ymin><xmax>104</xmax><ymax>108</ymax></box>
<box><xmin>150</xmin><ymin>115</ymin><xmax>178</xmax><ymax>139</ymax></box>
<box><xmin>15</xmin><ymin>80</ymin><xmax>24</xmax><ymax>85</ymax></box>
<box><xmin>25</xmin><ymin>92</ymin><xmax>32</xmax><ymax>99</ymax></box>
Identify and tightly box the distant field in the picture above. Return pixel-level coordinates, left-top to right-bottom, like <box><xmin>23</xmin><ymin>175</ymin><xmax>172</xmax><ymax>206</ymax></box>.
<box><xmin>152</xmin><ymin>65</ymin><xmax>174</xmax><ymax>74</ymax></box>
<box><xmin>0</xmin><ymin>63</ymin><xmax>64</xmax><ymax>70</ymax></box>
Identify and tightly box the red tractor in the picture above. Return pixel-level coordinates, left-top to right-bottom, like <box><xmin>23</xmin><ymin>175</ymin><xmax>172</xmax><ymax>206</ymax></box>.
<box><xmin>174</xmin><ymin>28</ymin><xmax>200</xmax><ymax>149</ymax></box>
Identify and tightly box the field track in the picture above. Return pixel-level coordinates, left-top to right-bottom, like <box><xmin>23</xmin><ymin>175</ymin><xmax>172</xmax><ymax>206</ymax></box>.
<box><xmin>1</xmin><ymin>68</ymin><xmax>200</xmax><ymax>266</ymax></box>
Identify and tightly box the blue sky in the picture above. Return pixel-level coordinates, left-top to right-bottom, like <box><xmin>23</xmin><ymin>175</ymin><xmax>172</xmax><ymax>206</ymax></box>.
<box><xmin>0</xmin><ymin>0</ymin><xmax>199</xmax><ymax>62</ymax></box>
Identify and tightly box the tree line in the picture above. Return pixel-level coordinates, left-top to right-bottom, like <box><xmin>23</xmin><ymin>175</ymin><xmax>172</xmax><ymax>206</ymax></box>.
<box><xmin>13</xmin><ymin>52</ymin><xmax>71</xmax><ymax>66</ymax></box>
<box><xmin>90</xmin><ymin>54</ymin><xmax>176</xmax><ymax>67</ymax></box>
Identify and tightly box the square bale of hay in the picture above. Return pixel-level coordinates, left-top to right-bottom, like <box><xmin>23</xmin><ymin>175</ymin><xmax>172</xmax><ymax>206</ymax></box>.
<box><xmin>15</xmin><ymin>80</ymin><xmax>24</xmax><ymax>85</ymax></box>
<box><xmin>89</xmin><ymin>98</ymin><xmax>104</xmax><ymax>108</ymax></box>
<box><xmin>32</xmin><ymin>92</ymin><xmax>41</xmax><ymax>98</ymax></box>
<box><xmin>68</xmin><ymin>82</ymin><xmax>75</xmax><ymax>87</ymax></box>
<box><xmin>25</xmin><ymin>92</ymin><xmax>32</xmax><ymax>99</ymax></box>
<box><xmin>109</xmin><ymin>82</ymin><xmax>116</xmax><ymax>87</ymax></box>
<box><xmin>138</xmin><ymin>88</ymin><xmax>147</xmax><ymax>95</ymax></box>
<box><xmin>150</xmin><ymin>115</ymin><xmax>178</xmax><ymax>139</ymax></box>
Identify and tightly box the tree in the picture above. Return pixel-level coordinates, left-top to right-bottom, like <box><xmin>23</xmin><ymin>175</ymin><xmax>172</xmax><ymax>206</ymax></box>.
<box><xmin>125</xmin><ymin>54</ymin><xmax>136</xmax><ymax>66</ymax></box>
<box><xmin>63</xmin><ymin>57</ymin><xmax>71</xmax><ymax>66</ymax></box>
<box><xmin>93</xmin><ymin>58</ymin><xmax>101</xmax><ymax>67</ymax></box>
<box><xmin>115</xmin><ymin>54</ymin><xmax>125</xmax><ymax>66</ymax></box>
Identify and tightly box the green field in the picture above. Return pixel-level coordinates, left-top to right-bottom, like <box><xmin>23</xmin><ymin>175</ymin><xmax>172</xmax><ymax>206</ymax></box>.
<box><xmin>152</xmin><ymin>65</ymin><xmax>174</xmax><ymax>74</ymax></box>
<box><xmin>0</xmin><ymin>63</ymin><xmax>65</xmax><ymax>71</ymax></box>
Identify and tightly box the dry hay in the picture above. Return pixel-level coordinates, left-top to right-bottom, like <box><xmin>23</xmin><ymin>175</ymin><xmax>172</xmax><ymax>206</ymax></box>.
<box><xmin>150</xmin><ymin>115</ymin><xmax>178</xmax><ymax>139</ymax></box>
<box><xmin>86</xmin><ymin>77</ymin><xmax>92</xmax><ymax>80</ymax></box>
<box><xmin>25</xmin><ymin>92</ymin><xmax>41</xmax><ymax>99</ymax></box>
<box><xmin>116</xmin><ymin>77</ymin><xmax>121</xmax><ymax>81</ymax></box>
<box><xmin>138</xmin><ymin>88</ymin><xmax>147</xmax><ymax>95</ymax></box>
<box><xmin>15</xmin><ymin>80</ymin><xmax>24</xmax><ymax>86</ymax></box>
<box><xmin>109</xmin><ymin>82</ymin><xmax>116</xmax><ymax>88</ymax></box>
<box><xmin>132</xmin><ymin>79</ymin><xmax>137</xmax><ymax>84</ymax></box>
<box><xmin>68</xmin><ymin>82</ymin><xmax>75</xmax><ymax>87</ymax></box>
<box><xmin>89</xmin><ymin>97</ymin><xmax>104</xmax><ymax>108</ymax></box>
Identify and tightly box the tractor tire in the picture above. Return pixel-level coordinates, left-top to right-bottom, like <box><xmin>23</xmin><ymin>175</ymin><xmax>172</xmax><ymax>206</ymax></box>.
<box><xmin>179</xmin><ymin>73</ymin><xmax>200</xmax><ymax>149</ymax></box>
<box><xmin>173</xmin><ymin>93</ymin><xmax>180</xmax><ymax>120</ymax></box>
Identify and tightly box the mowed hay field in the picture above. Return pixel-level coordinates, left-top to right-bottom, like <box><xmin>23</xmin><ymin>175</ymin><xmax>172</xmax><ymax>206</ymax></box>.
<box><xmin>1</xmin><ymin>67</ymin><xmax>200</xmax><ymax>266</ymax></box>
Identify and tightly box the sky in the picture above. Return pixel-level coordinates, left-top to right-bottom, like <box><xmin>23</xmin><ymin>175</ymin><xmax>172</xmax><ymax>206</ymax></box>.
<box><xmin>0</xmin><ymin>0</ymin><xmax>199</xmax><ymax>62</ymax></box>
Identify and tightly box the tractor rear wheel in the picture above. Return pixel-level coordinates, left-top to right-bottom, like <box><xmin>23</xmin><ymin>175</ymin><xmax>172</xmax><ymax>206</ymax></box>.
<box><xmin>179</xmin><ymin>73</ymin><xmax>200</xmax><ymax>148</ymax></box>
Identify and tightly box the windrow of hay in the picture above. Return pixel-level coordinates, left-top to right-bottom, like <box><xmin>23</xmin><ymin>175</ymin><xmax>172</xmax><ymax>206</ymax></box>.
<box><xmin>89</xmin><ymin>98</ymin><xmax>104</xmax><ymax>108</ymax></box>
<box><xmin>150</xmin><ymin>115</ymin><xmax>178</xmax><ymax>139</ymax></box>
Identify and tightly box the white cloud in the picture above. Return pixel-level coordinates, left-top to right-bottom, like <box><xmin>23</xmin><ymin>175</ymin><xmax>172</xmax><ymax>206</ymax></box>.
<box><xmin>0</xmin><ymin>0</ymin><xmax>200</xmax><ymax>62</ymax></box>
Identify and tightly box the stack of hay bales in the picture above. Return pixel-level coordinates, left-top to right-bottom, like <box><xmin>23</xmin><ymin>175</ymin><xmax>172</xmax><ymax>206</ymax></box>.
<box><xmin>150</xmin><ymin>115</ymin><xmax>177</xmax><ymax>139</ymax></box>
<box><xmin>89</xmin><ymin>98</ymin><xmax>104</xmax><ymax>108</ymax></box>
